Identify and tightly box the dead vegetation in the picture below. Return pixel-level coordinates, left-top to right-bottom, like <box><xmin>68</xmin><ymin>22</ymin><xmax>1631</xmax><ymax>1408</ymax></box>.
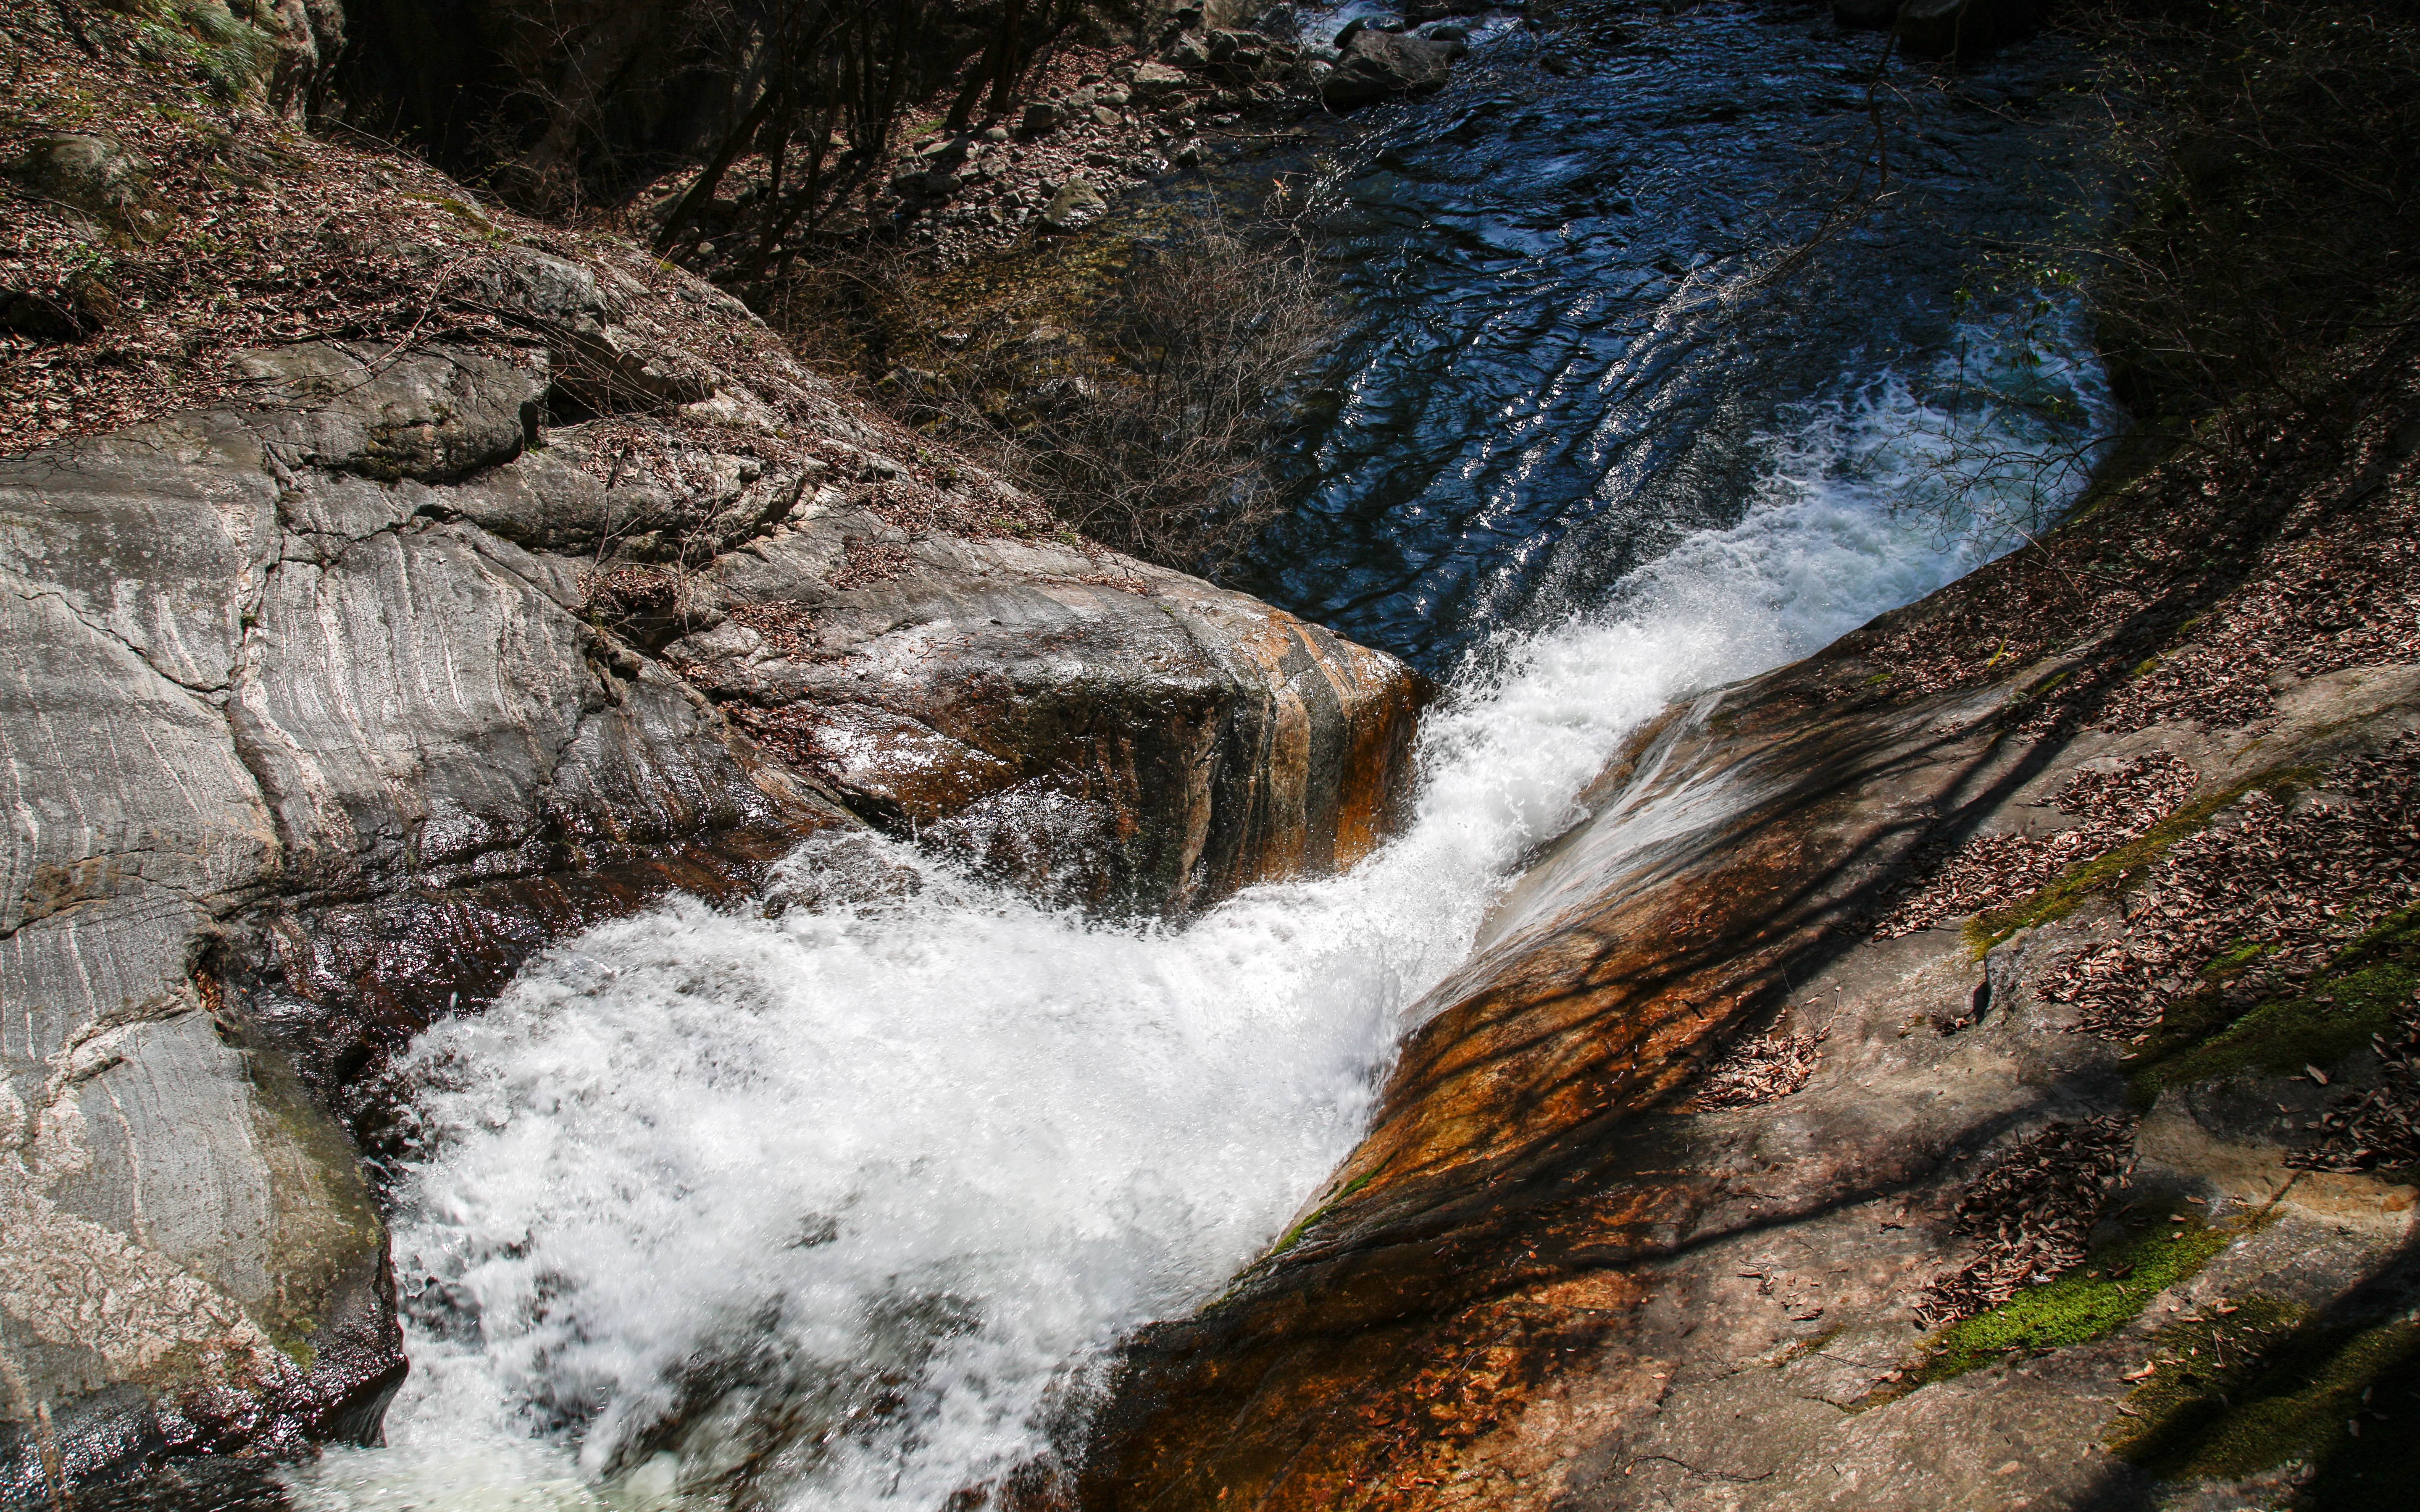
<box><xmin>3</xmin><ymin>6</ymin><xmax>481</xmax><ymax>451</ymax></box>
<box><xmin>1823</xmin><ymin>317</ymin><xmax>2420</xmax><ymax>742</ymax></box>
<box><xmin>2039</xmin><ymin>738</ymin><xmax>2420</xmax><ymax>1045</ymax></box>
<box><xmin>1812</xmin><ymin>0</ymin><xmax>2420</xmax><ymax>731</ymax></box>
<box><xmin>2291</xmin><ymin>999</ymin><xmax>2420</xmax><ymax>1174</ymax></box>
<box><xmin>5</xmin><ymin>4</ymin><xmax>1317</xmax><ymax>586</ymax></box>
<box><xmin>1875</xmin><ymin>754</ymin><xmax>2199</xmax><ymax>939</ymax></box>
<box><xmin>2086</xmin><ymin>474</ymin><xmax>2420</xmax><ymax>735</ymax></box>
<box><xmin>2</xmin><ymin>4</ymin><xmax>1065</xmax><ymax>571</ymax></box>
<box><xmin>1686</xmin><ymin>1025</ymin><xmax>1825</xmax><ymax>1112</ymax></box>
<box><xmin>3</xmin><ymin>6</ymin><xmax>769</xmax><ymax>451</ymax></box>
<box><xmin>337</xmin><ymin>0</ymin><xmax>1122</xmax><ymax>228</ymax></box>
<box><xmin>1918</xmin><ymin>1115</ymin><xmax>2138</xmax><ymax>1327</ymax></box>
<box><xmin>865</xmin><ymin>209</ymin><xmax>1341</xmax><ymax>573</ymax></box>
<box><xmin>2081</xmin><ymin>0</ymin><xmax>2420</xmax><ymax>431</ymax></box>
<box><xmin>722</xmin><ymin>598</ymin><xmax>823</xmax><ymax>659</ymax></box>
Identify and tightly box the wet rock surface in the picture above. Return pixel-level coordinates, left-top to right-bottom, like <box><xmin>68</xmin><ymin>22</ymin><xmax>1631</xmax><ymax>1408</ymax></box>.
<box><xmin>1072</xmin><ymin>345</ymin><xmax>2420</xmax><ymax>1509</ymax></box>
<box><xmin>678</xmin><ymin>526</ymin><xmax>1423</xmax><ymax>915</ymax></box>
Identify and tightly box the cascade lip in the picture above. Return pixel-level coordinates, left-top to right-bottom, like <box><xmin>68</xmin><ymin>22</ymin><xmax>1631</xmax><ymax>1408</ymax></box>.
<box><xmin>317</xmin><ymin>291</ymin><xmax>2112</xmax><ymax>1509</ymax></box>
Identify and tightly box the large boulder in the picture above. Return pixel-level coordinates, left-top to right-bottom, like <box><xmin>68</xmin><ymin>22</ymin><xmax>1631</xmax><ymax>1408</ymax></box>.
<box><xmin>0</xmin><ymin>343</ymin><xmax>842</xmax><ymax>1496</ymax></box>
<box><xmin>1042</xmin><ymin>177</ymin><xmax>1111</xmax><ymax>232</ymax></box>
<box><xmin>3</xmin><ymin>134</ymin><xmax>161</xmax><ymax>240</ymax></box>
<box><xmin>672</xmin><ymin>527</ymin><xmax>1424</xmax><ymax>914</ymax></box>
<box><xmin>1895</xmin><ymin>0</ymin><xmax>2046</xmax><ymax>58</ymax></box>
<box><xmin>0</xmin><ymin>306</ymin><xmax>1421</xmax><ymax>1491</ymax></box>
<box><xmin>1318</xmin><ymin>28</ymin><xmax>1466</xmax><ymax>108</ymax></box>
<box><xmin>1130</xmin><ymin>60</ymin><xmax>1194</xmax><ymax>102</ymax></box>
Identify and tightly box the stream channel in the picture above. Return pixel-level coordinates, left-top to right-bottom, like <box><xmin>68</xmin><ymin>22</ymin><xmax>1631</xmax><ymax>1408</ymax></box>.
<box><xmin>293</xmin><ymin>5</ymin><xmax>2117</xmax><ymax>1509</ymax></box>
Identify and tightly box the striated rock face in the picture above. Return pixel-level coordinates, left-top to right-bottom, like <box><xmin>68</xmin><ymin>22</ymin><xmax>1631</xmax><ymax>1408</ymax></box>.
<box><xmin>0</xmin><ymin>351</ymin><xmax>830</xmax><ymax>1496</ymax></box>
<box><xmin>0</xmin><ymin>285</ymin><xmax>1418</xmax><ymax>1493</ymax></box>
<box><xmin>1074</xmin><ymin>346</ymin><xmax>2420</xmax><ymax>1510</ymax></box>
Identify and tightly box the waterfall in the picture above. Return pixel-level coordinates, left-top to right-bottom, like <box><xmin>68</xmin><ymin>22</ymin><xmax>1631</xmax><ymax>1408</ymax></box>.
<box><xmin>289</xmin><ymin>302</ymin><xmax>2111</xmax><ymax>1512</ymax></box>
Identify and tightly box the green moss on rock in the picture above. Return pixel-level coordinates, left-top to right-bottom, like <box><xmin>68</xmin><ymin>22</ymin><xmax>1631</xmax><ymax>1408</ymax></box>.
<box><xmin>2125</xmin><ymin>903</ymin><xmax>2420</xmax><ymax>1104</ymax></box>
<box><xmin>1893</xmin><ymin>1214</ymin><xmax>2241</xmax><ymax>1396</ymax></box>
<box><xmin>1965</xmin><ymin>769</ymin><xmax>2314</xmax><ymax>955</ymax></box>
<box><xmin>129</xmin><ymin>0</ymin><xmax>279</xmax><ymax>103</ymax></box>
<box><xmin>2110</xmin><ymin>1298</ymin><xmax>2420</xmax><ymax>1495</ymax></box>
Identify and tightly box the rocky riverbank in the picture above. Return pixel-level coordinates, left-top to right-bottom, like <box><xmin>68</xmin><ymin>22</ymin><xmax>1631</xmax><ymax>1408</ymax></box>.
<box><xmin>12</xmin><ymin>1</ymin><xmax>2415</xmax><ymax>1508</ymax></box>
<box><xmin>0</xmin><ymin>6</ymin><xmax>1420</xmax><ymax>1498</ymax></box>
<box><xmin>639</xmin><ymin>7</ymin><xmax>1484</xmax><ymax>272</ymax></box>
<box><xmin>1070</xmin><ymin>326</ymin><xmax>2420</xmax><ymax>1510</ymax></box>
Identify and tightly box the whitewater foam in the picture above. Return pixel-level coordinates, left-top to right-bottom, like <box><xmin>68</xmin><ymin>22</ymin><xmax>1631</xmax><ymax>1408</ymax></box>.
<box><xmin>290</xmin><ymin>310</ymin><xmax>2111</xmax><ymax>1512</ymax></box>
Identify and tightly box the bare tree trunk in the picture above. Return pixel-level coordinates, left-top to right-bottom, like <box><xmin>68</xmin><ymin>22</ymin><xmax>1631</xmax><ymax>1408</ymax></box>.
<box><xmin>657</xmin><ymin>81</ymin><xmax>784</xmax><ymax>251</ymax></box>
<box><xmin>983</xmin><ymin>0</ymin><xmax>1026</xmax><ymax>117</ymax></box>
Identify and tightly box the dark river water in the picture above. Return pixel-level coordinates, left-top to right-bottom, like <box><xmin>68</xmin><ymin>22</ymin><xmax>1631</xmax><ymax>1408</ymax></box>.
<box><xmin>1239</xmin><ymin>0</ymin><xmax>2099</xmax><ymax>673</ymax></box>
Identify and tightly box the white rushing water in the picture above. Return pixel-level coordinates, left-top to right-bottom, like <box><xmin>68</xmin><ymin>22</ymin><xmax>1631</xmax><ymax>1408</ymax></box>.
<box><xmin>291</xmin><ymin>311</ymin><xmax>2111</xmax><ymax>1512</ymax></box>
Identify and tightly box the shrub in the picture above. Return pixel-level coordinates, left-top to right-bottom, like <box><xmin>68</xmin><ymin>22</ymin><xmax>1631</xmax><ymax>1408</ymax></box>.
<box><xmin>2084</xmin><ymin>0</ymin><xmax>2420</xmax><ymax>426</ymax></box>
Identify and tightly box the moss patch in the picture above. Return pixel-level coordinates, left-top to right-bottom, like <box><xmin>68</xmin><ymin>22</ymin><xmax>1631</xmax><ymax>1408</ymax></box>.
<box><xmin>2124</xmin><ymin>903</ymin><xmax>2420</xmax><ymax>1106</ymax></box>
<box><xmin>1267</xmin><ymin>1169</ymin><xmax>1378</xmax><ymax>1259</ymax></box>
<box><xmin>1965</xmin><ymin>767</ymin><xmax>2315</xmax><ymax>954</ymax></box>
<box><xmin>1862</xmin><ymin>1210</ymin><xmax>2251</xmax><ymax>1408</ymax></box>
<box><xmin>2109</xmin><ymin>1297</ymin><xmax>2420</xmax><ymax>1495</ymax></box>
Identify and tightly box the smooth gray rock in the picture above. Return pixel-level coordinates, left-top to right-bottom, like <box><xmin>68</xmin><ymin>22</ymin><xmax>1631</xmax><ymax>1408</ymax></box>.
<box><xmin>234</xmin><ymin>342</ymin><xmax>543</xmax><ymax>483</ymax></box>
<box><xmin>1131</xmin><ymin>60</ymin><xmax>1192</xmax><ymax>101</ymax></box>
<box><xmin>0</xmin><ymin>342</ymin><xmax>829</xmax><ymax>1494</ymax></box>
<box><xmin>1318</xmin><ymin>29</ymin><xmax>1465</xmax><ymax>108</ymax></box>
<box><xmin>0</xmin><ymin>465</ymin><xmax>399</xmax><ymax>1496</ymax></box>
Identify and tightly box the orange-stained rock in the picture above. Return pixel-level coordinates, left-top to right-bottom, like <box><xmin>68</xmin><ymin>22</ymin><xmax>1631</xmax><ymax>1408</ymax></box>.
<box><xmin>1068</xmin><ymin>355</ymin><xmax>2420</xmax><ymax>1511</ymax></box>
<box><xmin>1069</xmin><ymin>645</ymin><xmax>1985</xmax><ymax>1512</ymax></box>
<box><xmin>673</xmin><ymin>519</ymin><xmax>1428</xmax><ymax>915</ymax></box>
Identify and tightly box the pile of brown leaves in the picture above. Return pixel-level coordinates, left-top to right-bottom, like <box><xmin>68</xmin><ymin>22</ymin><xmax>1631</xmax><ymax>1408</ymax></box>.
<box><xmin>2</xmin><ymin>11</ymin><xmax>1064</xmax><ymax>551</ymax></box>
<box><xmin>827</xmin><ymin>536</ymin><xmax>915</xmax><ymax>589</ymax></box>
<box><xmin>2091</xmin><ymin>477</ymin><xmax>2420</xmax><ymax>734</ymax></box>
<box><xmin>1686</xmin><ymin>1026</ymin><xmax>1825</xmax><ymax>1111</ymax></box>
<box><xmin>2039</xmin><ymin>738</ymin><xmax>2420</xmax><ymax>1042</ymax></box>
<box><xmin>2</xmin><ymin>8</ymin><xmax>526</xmax><ymax>452</ymax></box>
<box><xmin>1873</xmin><ymin>754</ymin><xmax>2200</xmax><ymax>938</ymax></box>
<box><xmin>1917</xmin><ymin>1115</ymin><xmax>2138</xmax><ymax>1326</ymax></box>
<box><xmin>2289</xmin><ymin>995</ymin><xmax>2420</xmax><ymax>1173</ymax></box>
<box><xmin>723</xmin><ymin>599</ymin><xmax>823</xmax><ymax>660</ymax></box>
